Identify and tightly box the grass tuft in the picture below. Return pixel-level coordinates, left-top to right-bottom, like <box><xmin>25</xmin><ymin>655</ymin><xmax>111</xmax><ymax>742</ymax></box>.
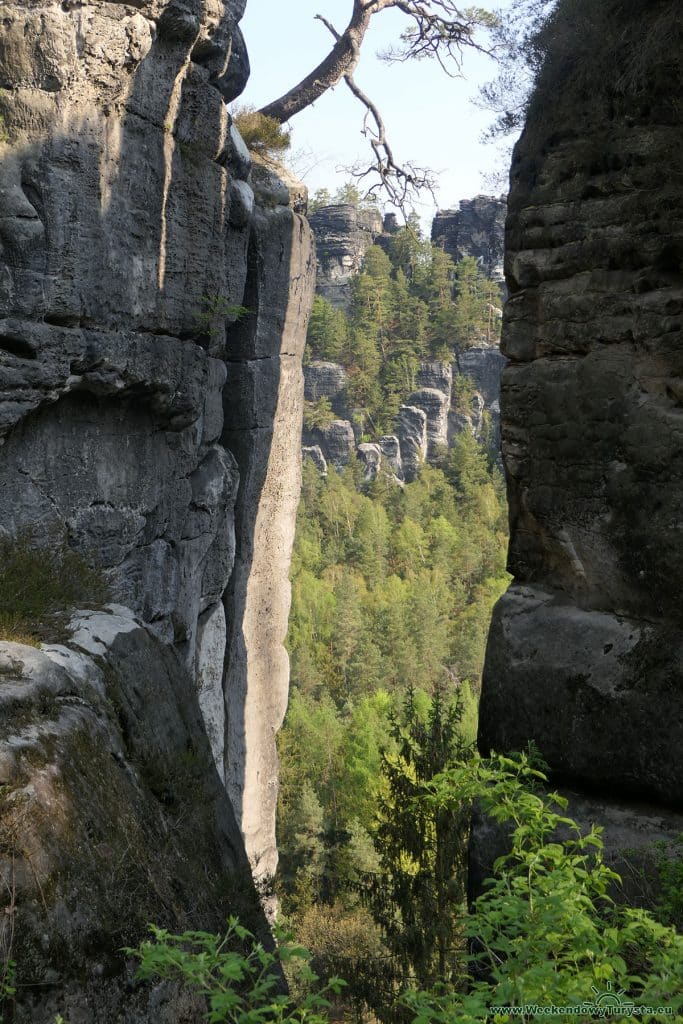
<box><xmin>0</xmin><ymin>531</ymin><xmax>108</xmax><ymax>645</ymax></box>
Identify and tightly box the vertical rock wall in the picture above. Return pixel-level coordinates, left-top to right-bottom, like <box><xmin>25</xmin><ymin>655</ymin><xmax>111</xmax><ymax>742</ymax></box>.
<box><xmin>479</xmin><ymin>0</ymin><xmax>683</xmax><ymax>844</ymax></box>
<box><xmin>432</xmin><ymin>196</ymin><xmax>507</xmax><ymax>284</ymax></box>
<box><xmin>0</xmin><ymin>0</ymin><xmax>314</xmax><ymax>1016</ymax></box>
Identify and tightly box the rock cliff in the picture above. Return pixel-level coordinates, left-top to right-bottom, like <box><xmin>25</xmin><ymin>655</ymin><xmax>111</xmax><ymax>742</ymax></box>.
<box><xmin>431</xmin><ymin>195</ymin><xmax>506</xmax><ymax>284</ymax></box>
<box><xmin>307</xmin><ymin>203</ymin><xmax>384</xmax><ymax>312</ymax></box>
<box><xmin>305</xmin><ymin>203</ymin><xmax>507</xmax><ymax>478</ymax></box>
<box><xmin>0</xmin><ymin>0</ymin><xmax>315</xmax><ymax>1017</ymax></box>
<box><xmin>478</xmin><ymin>0</ymin><xmax>683</xmax><ymax>868</ymax></box>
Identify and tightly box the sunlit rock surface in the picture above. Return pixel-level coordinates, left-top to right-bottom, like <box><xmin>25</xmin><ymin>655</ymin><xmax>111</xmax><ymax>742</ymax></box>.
<box><xmin>0</xmin><ymin>0</ymin><xmax>314</xmax><ymax>1015</ymax></box>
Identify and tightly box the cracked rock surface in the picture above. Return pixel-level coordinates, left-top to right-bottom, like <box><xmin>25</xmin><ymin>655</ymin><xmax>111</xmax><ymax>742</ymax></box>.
<box><xmin>479</xmin><ymin>0</ymin><xmax>683</xmax><ymax>826</ymax></box>
<box><xmin>0</xmin><ymin>0</ymin><xmax>314</xmax><ymax>1016</ymax></box>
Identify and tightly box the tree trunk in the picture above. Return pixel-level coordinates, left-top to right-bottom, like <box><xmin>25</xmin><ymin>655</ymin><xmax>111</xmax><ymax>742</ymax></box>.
<box><xmin>257</xmin><ymin>1</ymin><xmax>374</xmax><ymax>123</ymax></box>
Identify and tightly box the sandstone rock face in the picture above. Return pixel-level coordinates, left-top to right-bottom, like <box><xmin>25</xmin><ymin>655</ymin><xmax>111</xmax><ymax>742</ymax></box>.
<box><xmin>406</xmin><ymin>387</ymin><xmax>450</xmax><ymax>458</ymax></box>
<box><xmin>397</xmin><ymin>405</ymin><xmax>428</xmax><ymax>482</ymax></box>
<box><xmin>432</xmin><ymin>195</ymin><xmax>506</xmax><ymax>283</ymax></box>
<box><xmin>357</xmin><ymin>442</ymin><xmax>383</xmax><ymax>482</ymax></box>
<box><xmin>479</xmin><ymin>0</ymin><xmax>683</xmax><ymax>822</ymax></box>
<box><xmin>302</xmin><ymin>444</ymin><xmax>328</xmax><ymax>476</ymax></box>
<box><xmin>0</xmin><ymin>0</ymin><xmax>314</xmax><ymax>1013</ymax></box>
<box><xmin>470</xmin><ymin>785</ymin><xmax>683</xmax><ymax>911</ymax></box>
<box><xmin>304</xmin><ymin>359</ymin><xmax>349</xmax><ymax>416</ymax></box>
<box><xmin>378</xmin><ymin>435</ymin><xmax>403</xmax><ymax>479</ymax></box>
<box><xmin>416</xmin><ymin>360</ymin><xmax>453</xmax><ymax>395</ymax></box>
<box><xmin>303</xmin><ymin>418</ymin><xmax>356</xmax><ymax>470</ymax></box>
<box><xmin>449</xmin><ymin>390</ymin><xmax>486</xmax><ymax>446</ymax></box>
<box><xmin>455</xmin><ymin>347</ymin><xmax>507</xmax><ymax>412</ymax></box>
<box><xmin>222</xmin><ymin>204</ymin><xmax>314</xmax><ymax>888</ymax></box>
<box><xmin>308</xmin><ymin>203</ymin><xmax>384</xmax><ymax>311</ymax></box>
<box><xmin>1</xmin><ymin>613</ymin><xmax>263</xmax><ymax>1024</ymax></box>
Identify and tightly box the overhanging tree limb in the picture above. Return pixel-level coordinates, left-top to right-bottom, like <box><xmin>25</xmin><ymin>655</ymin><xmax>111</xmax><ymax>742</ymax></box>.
<box><xmin>312</xmin><ymin>12</ymin><xmax>437</xmax><ymax>213</ymax></box>
<box><xmin>257</xmin><ymin>0</ymin><xmax>496</xmax><ymax>124</ymax></box>
<box><xmin>256</xmin><ymin>1</ymin><xmax>498</xmax><ymax>210</ymax></box>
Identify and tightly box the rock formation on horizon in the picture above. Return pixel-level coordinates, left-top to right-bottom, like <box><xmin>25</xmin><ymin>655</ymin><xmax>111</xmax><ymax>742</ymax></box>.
<box><xmin>432</xmin><ymin>195</ymin><xmax>506</xmax><ymax>284</ymax></box>
<box><xmin>306</xmin><ymin>201</ymin><xmax>507</xmax><ymax>479</ymax></box>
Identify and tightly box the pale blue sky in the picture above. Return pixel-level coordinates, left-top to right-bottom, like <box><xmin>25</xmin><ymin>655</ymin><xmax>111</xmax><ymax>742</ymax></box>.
<box><xmin>238</xmin><ymin>1</ymin><xmax>517</xmax><ymax>219</ymax></box>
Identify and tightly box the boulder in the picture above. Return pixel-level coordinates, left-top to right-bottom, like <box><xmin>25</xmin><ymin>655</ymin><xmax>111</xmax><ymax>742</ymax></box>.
<box><xmin>378</xmin><ymin>435</ymin><xmax>403</xmax><ymax>479</ymax></box>
<box><xmin>357</xmin><ymin>442</ymin><xmax>382</xmax><ymax>482</ymax></box>
<box><xmin>304</xmin><ymin>419</ymin><xmax>355</xmax><ymax>470</ymax></box>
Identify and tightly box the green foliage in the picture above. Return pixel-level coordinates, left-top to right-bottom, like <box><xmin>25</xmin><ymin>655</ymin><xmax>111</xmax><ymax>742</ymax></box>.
<box><xmin>126</xmin><ymin>917</ymin><xmax>343</xmax><ymax>1023</ymax></box>
<box><xmin>302</xmin><ymin>397</ymin><xmax>335</xmax><ymax>432</ymax></box>
<box><xmin>232</xmin><ymin>107</ymin><xmax>291</xmax><ymax>157</ymax></box>
<box><xmin>306</xmin><ymin>296</ymin><xmax>349</xmax><ymax>362</ymax></box>
<box><xmin>654</xmin><ymin>834</ymin><xmax>683</xmax><ymax>932</ymax></box>
<box><xmin>308</xmin><ymin>182</ymin><xmax>381</xmax><ymax>213</ymax></box>
<box><xmin>304</xmin><ymin>233</ymin><xmax>501</xmax><ymax>430</ymax></box>
<box><xmin>0</xmin><ymin>957</ymin><xmax>15</xmax><ymax>1024</ymax></box>
<box><xmin>358</xmin><ymin>689</ymin><xmax>472</xmax><ymax>1017</ymax></box>
<box><xmin>402</xmin><ymin>754</ymin><xmax>683</xmax><ymax>1021</ymax></box>
<box><xmin>115</xmin><ymin>764</ymin><xmax>683</xmax><ymax>1024</ymax></box>
<box><xmin>449</xmin><ymin>257</ymin><xmax>500</xmax><ymax>350</ymax></box>
<box><xmin>451</xmin><ymin>373</ymin><xmax>478</xmax><ymax>415</ymax></box>
<box><xmin>194</xmin><ymin>295</ymin><xmax>250</xmax><ymax>340</ymax></box>
<box><xmin>0</xmin><ymin>531</ymin><xmax>108</xmax><ymax>644</ymax></box>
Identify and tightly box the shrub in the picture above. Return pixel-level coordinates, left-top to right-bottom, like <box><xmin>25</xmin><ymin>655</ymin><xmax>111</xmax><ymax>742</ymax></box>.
<box><xmin>303</xmin><ymin>398</ymin><xmax>335</xmax><ymax>432</ymax></box>
<box><xmin>232</xmin><ymin>107</ymin><xmax>291</xmax><ymax>158</ymax></box>
<box><xmin>402</xmin><ymin>753</ymin><xmax>683</xmax><ymax>1021</ymax></box>
<box><xmin>126</xmin><ymin>917</ymin><xmax>343</xmax><ymax>1023</ymax></box>
<box><xmin>194</xmin><ymin>294</ymin><xmax>250</xmax><ymax>340</ymax></box>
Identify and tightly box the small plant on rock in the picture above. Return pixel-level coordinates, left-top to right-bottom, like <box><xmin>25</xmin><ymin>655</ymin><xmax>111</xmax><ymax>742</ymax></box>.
<box><xmin>193</xmin><ymin>295</ymin><xmax>250</xmax><ymax>340</ymax></box>
<box><xmin>232</xmin><ymin>107</ymin><xmax>291</xmax><ymax>160</ymax></box>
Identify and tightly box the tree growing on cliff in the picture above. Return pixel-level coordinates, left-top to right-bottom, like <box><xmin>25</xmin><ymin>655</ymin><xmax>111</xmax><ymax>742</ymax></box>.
<box><xmin>256</xmin><ymin>1</ymin><xmax>498</xmax><ymax>209</ymax></box>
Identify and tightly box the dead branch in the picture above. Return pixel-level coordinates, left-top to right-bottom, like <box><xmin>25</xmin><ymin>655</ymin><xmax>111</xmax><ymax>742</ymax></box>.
<box><xmin>317</xmin><ymin>13</ymin><xmax>437</xmax><ymax>216</ymax></box>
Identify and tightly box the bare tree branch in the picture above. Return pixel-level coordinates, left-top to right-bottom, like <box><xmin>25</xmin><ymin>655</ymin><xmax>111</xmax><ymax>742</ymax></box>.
<box><xmin>315</xmin><ymin>14</ymin><xmax>437</xmax><ymax>216</ymax></box>
<box><xmin>344</xmin><ymin>74</ymin><xmax>437</xmax><ymax>214</ymax></box>
<box><xmin>258</xmin><ymin>1</ymin><xmax>497</xmax><ymax>123</ymax></box>
<box><xmin>256</xmin><ymin>1</ymin><xmax>498</xmax><ymax>209</ymax></box>
<box><xmin>382</xmin><ymin>1</ymin><xmax>497</xmax><ymax>77</ymax></box>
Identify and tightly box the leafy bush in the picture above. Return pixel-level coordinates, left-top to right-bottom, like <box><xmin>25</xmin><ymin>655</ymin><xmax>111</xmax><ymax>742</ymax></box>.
<box><xmin>126</xmin><ymin>917</ymin><xmax>343</xmax><ymax>1023</ymax></box>
<box><xmin>124</xmin><ymin>758</ymin><xmax>682</xmax><ymax>1024</ymax></box>
<box><xmin>232</xmin><ymin>107</ymin><xmax>291</xmax><ymax>158</ymax></box>
<box><xmin>0</xmin><ymin>531</ymin><xmax>107</xmax><ymax>645</ymax></box>
<box><xmin>402</xmin><ymin>753</ymin><xmax>683</xmax><ymax>1021</ymax></box>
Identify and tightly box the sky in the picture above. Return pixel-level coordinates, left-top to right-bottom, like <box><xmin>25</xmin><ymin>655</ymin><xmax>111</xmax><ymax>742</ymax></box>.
<box><xmin>237</xmin><ymin>1</ymin><xmax>518</xmax><ymax>223</ymax></box>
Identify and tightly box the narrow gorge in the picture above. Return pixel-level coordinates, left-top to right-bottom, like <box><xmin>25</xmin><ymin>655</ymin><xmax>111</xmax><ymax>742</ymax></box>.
<box><xmin>0</xmin><ymin>0</ymin><xmax>681</xmax><ymax>1020</ymax></box>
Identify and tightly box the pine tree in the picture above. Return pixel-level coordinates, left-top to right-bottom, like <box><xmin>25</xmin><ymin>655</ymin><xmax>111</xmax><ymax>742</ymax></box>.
<box><xmin>359</xmin><ymin>687</ymin><xmax>471</xmax><ymax>1021</ymax></box>
<box><xmin>306</xmin><ymin>294</ymin><xmax>349</xmax><ymax>361</ymax></box>
<box><xmin>451</xmin><ymin>256</ymin><xmax>496</xmax><ymax>350</ymax></box>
